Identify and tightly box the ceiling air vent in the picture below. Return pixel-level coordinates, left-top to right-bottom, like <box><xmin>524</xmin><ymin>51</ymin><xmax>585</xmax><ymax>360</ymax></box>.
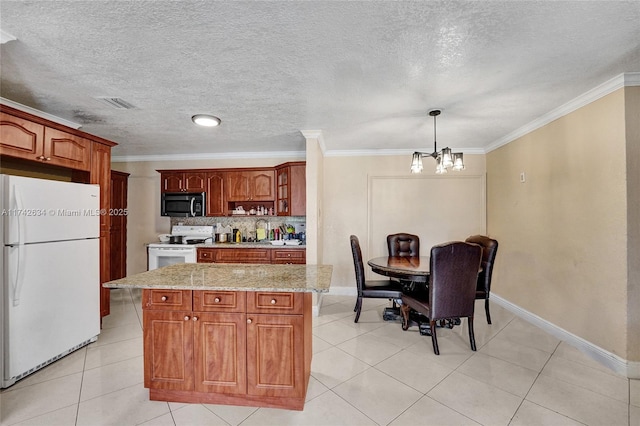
<box><xmin>94</xmin><ymin>97</ymin><xmax>136</xmax><ymax>109</ymax></box>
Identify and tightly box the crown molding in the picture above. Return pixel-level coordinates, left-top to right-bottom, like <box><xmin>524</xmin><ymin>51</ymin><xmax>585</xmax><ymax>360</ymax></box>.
<box><xmin>111</xmin><ymin>150</ymin><xmax>306</xmax><ymax>163</ymax></box>
<box><xmin>0</xmin><ymin>97</ymin><xmax>82</xmax><ymax>129</ymax></box>
<box><xmin>485</xmin><ymin>72</ymin><xmax>640</xmax><ymax>153</ymax></box>
<box><xmin>300</xmin><ymin>130</ymin><xmax>327</xmax><ymax>154</ymax></box>
<box><xmin>1</xmin><ymin>30</ymin><xmax>16</xmax><ymax>44</ymax></box>
<box><xmin>323</xmin><ymin>147</ymin><xmax>485</xmax><ymax>157</ymax></box>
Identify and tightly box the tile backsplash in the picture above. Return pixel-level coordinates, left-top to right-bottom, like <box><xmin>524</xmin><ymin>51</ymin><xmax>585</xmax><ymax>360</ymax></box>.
<box><xmin>170</xmin><ymin>216</ymin><xmax>306</xmax><ymax>242</ymax></box>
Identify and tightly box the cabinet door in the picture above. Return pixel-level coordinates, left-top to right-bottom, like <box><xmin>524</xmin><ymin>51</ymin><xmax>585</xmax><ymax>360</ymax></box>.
<box><xmin>289</xmin><ymin>164</ymin><xmax>306</xmax><ymax>216</ymax></box>
<box><xmin>143</xmin><ymin>310</ymin><xmax>195</xmax><ymax>391</ymax></box>
<box><xmin>161</xmin><ymin>172</ymin><xmax>184</xmax><ymax>192</ymax></box>
<box><xmin>214</xmin><ymin>248</ymin><xmax>271</xmax><ymax>264</ymax></box>
<box><xmin>0</xmin><ymin>112</ymin><xmax>45</xmax><ymax>160</ymax></box>
<box><xmin>43</xmin><ymin>128</ymin><xmax>91</xmax><ymax>171</ymax></box>
<box><xmin>226</xmin><ymin>172</ymin><xmax>249</xmax><ymax>201</ymax></box>
<box><xmin>91</xmin><ymin>142</ymin><xmax>111</xmax><ymax>317</ymax></box>
<box><xmin>206</xmin><ymin>172</ymin><xmax>225</xmax><ymax>216</ymax></box>
<box><xmin>193</xmin><ymin>312</ymin><xmax>246</xmax><ymax>394</ymax></box>
<box><xmin>276</xmin><ymin>166</ymin><xmax>289</xmax><ymax>215</ymax></box>
<box><xmin>248</xmin><ymin>170</ymin><xmax>275</xmax><ymax>201</ymax></box>
<box><xmin>246</xmin><ymin>314</ymin><xmax>305</xmax><ymax>398</ymax></box>
<box><xmin>197</xmin><ymin>248</ymin><xmax>216</xmax><ymax>263</ymax></box>
<box><xmin>184</xmin><ymin>172</ymin><xmax>206</xmax><ymax>192</ymax></box>
<box><xmin>271</xmin><ymin>249</ymin><xmax>306</xmax><ymax>264</ymax></box>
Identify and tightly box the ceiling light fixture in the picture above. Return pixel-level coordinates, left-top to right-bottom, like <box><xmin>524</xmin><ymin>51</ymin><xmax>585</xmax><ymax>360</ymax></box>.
<box><xmin>410</xmin><ymin>109</ymin><xmax>464</xmax><ymax>174</ymax></box>
<box><xmin>192</xmin><ymin>114</ymin><xmax>221</xmax><ymax>127</ymax></box>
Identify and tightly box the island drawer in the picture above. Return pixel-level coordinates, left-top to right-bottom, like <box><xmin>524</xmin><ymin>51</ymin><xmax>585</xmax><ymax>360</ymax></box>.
<box><xmin>193</xmin><ymin>290</ymin><xmax>246</xmax><ymax>312</ymax></box>
<box><xmin>247</xmin><ymin>291</ymin><xmax>303</xmax><ymax>315</ymax></box>
<box><xmin>271</xmin><ymin>249</ymin><xmax>306</xmax><ymax>264</ymax></box>
<box><xmin>143</xmin><ymin>289</ymin><xmax>192</xmax><ymax>311</ymax></box>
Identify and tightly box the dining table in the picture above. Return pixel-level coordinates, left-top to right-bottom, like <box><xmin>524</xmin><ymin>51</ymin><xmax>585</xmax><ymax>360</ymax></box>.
<box><xmin>367</xmin><ymin>255</ymin><xmax>431</xmax><ymax>284</ymax></box>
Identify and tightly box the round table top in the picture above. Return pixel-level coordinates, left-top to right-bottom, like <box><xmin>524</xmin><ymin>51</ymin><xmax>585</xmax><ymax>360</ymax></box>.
<box><xmin>367</xmin><ymin>256</ymin><xmax>431</xmax><ymax>279</ymax></box>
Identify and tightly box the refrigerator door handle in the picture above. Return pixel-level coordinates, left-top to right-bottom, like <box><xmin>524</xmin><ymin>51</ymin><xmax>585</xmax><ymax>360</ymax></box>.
<box><xmin>11</xmin><ymin>185</ymin><xmax>27</xmax><ymax>306</ymax></box>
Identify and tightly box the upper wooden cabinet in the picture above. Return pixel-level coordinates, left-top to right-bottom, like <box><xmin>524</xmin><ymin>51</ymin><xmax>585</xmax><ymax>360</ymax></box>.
<box><xmin>206</xmin><ymin>172</ymin><xmax>225</xmax><ymax>216</ymax></box>
<box><xmin>158</xmin><ymin>163</ymin><xmax>304</xmax><ymax>217</ymax></box>
<box><xmin>1</xmin><ymin>104</ymin><xmax>117</xmax><ymax>320</ymax></box>
<box><xmin>276</xmin><ymin>162</ymin><xmax>306</xmax><ymax>216</ymax></box>
<box><xmin>226</xmin><ymin>169</ymin><xmax>275</xmax><ymax>202</ymax></box>
<box><xmin>161</xmin><ymin>171</ymin><xmax>206</xmax><ymax>193</ymax></box>
<box><xmin>0</xmin><ymin>112</ymin><xmax>91</xmax><ymax>171</ymax></box>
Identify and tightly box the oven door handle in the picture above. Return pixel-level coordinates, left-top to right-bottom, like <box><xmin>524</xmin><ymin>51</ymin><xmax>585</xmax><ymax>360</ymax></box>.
<box><xmin>149</xmin><ymin>248</ymin><xmax>195</xmax><ymax>255</ymax></box>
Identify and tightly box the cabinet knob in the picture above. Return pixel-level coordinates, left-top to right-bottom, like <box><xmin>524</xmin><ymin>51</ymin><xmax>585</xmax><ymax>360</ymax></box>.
<box><xmin>214</xmin><ymin>297</ymin><xmax>221</xmax><ymax>303</ymax></box>
<box><xmin>161</xmin><ymin>296</ymin><xmax>168</xmax><ymax>301</ymax></box>
<box><xmin>184</xmin><ymin>316</ymin><xmax>190</xmax><ymax>321</ymax></box>
<box><xmin>45</xmin><ymin>157</ymin><xmax>51</xmax><ymax>161</ymax></box>
<box><xmin>192</xmin><ymin>316</ymin><xmax>198</xmax><ymax>321</ymax></box>
<box><xmin>247</xmin><ymin>318</ymin><xmax>252</xmax><ymax>324</ymax></box>
<box><xmin>36</xmin><ymin>155</ymin><xmax>45</xmax><ymax>160</ymax></box>
<box><xmin>270</xmin><ymin>299</ymin><xmax>277</xmax><ymax>305</ymax></box>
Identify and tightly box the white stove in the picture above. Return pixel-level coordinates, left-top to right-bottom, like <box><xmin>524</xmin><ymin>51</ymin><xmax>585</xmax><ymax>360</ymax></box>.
<box><xmin>147</xmin><ymin>226</ymin><xmax>213</xmax><ymax>270</ymax></box>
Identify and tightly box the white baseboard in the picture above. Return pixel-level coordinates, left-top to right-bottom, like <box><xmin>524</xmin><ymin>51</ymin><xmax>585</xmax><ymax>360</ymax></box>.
<box><xmin>492</xmin><ymin>294</ymin><xmax>639</xmax><ymax>379</ymax></box>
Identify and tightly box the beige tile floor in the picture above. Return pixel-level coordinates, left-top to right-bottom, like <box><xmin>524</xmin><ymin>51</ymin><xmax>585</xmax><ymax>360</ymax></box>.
<box><xmin>1</xmin><ymin>289</ymin><xmax>638</xmax><ymax>426</ymax></box>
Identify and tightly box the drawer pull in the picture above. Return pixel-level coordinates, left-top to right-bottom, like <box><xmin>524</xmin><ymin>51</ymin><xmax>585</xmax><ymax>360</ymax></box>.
<box><xmin>214</xmin><ymin>297</ymin><xmax>221</xmax><ymax>303</ymax></box>
<box><xmin>161</xmin><ymin>296</ymin><xmax>168</xmax><ymax>301</ymax></box>
<box><xmin>184</xmin><ymin>316</ymin><xmax>190</xmax><ymax>321</ymax></box>
<box><xmin>271</xmin><ymin>299</ymin><xmax>277</xmax><ymax>305</ymax></box>
<box><xmin>247</xmin><ymin>318</ymin><xmax>252</xmax><ymax>324</ymax></box>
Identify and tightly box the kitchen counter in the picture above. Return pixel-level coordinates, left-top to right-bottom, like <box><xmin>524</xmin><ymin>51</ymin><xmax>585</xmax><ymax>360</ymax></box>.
<box><xmin>104</xmin><ymin>262</ymin><xmax>331</xmax><ymax>411</ymax></box>
<box><xmin>147</xmin><ymin>241</ymin><xmax>306</xmax><ymax>248</ymax></box>
<box><xmin>103</xmin><ymin>262</ymin><xmax>330</xmax><ymax>292</ymax></box>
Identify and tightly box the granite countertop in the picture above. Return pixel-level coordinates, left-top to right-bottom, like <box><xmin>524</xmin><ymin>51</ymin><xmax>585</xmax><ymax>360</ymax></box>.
<box><xmin>148</xmin><ymin>242</ymin><xmax>306</xmax><ymax>249</ymax></box>
<box><xmin>103</xmin><ymin>263</ymin><xmax>331</xmax><ymax>293</ymax></box>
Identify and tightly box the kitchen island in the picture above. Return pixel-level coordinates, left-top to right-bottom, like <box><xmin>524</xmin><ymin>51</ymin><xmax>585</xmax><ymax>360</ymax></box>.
<box><xmin>103</xmin><ymin>263</ymin><xmax>332</xmax><ymax>411</ymax></box>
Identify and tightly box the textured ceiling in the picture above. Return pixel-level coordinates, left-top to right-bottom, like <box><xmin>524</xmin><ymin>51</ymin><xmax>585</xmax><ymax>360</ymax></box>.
<box><xmin>1</xmin><ymin>1</ymin><xmax>639</xmax><ymax>160</ymax></box>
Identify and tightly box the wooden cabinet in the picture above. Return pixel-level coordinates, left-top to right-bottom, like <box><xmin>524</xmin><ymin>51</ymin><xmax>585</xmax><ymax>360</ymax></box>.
<box><xmin>157</xmin><ymin>164</ymin><xmax>304</xmax><ymax>217</ymax></box>
<box><xmin>142</xmin><ymin>288</ymin><xmax>311</xmax><ymax>410</ymax></box>
<box><xmin>91</xmin><ymin>142</ymin><xmax>112</xmax><ymax>318</ymax></box>
<box><xmin>198</xmin><ymin>248</ymin><xmax>271</xmax><ymax>264</ymax></box>
<box><xmin>205</xmin><ymin>172</ymin><xmax>225</xmax><ymax>216</ymax></box>
<box><xmin>276</xmin><ymin>162</ymin><xmax>306</xmax><ymax>216</ymax></box>
<box><xmin>160</xmin><ymin>171</ymin><xmax>206</xmax><ymax>193</ymax></box>
<box><xmin>226</xmin><ymin>169</ymin><xmax>275</xmax><ymax>202</ymax></box>
<box><xmin>0</xmin><ymin>112</ymin><xmax>91</xmax><ymax>171</ymax></box>
<box><xmin>271</xmin><ymin>249</ymin><xmax>306</xmax><ymax>264</ymax></box>
<box><xmin>197</xmin><ymin>248</ymin><xmax>305</xmax><ymax>264</ymax></box>
<box><xmin>1</xmin><ymin>104</ymin><xmax>116</xmax><ymax>320</ymax></box>
<box><xmin>110</xmin><ymin>171</ymin><xmax>129</xmax><ymax>280</ymax></box>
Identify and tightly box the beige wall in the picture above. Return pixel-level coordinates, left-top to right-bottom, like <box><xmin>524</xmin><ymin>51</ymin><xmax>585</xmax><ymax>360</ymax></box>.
<box><xmin>625</xmin><ymin>87</ymin><xmax>640</xmax><ymax>362</ymax></box>
<box><xmin>487</xmin><ymin>88</ymin><xmax>631</xmax><ymax>359</ymax></box>
<box><xmin>111</xmin><ymin>156</ymin><xmax>303</xmax><ymax>275</ymax></box>
<box><xmin>322</xmin><ymin>154</ymin><xmax>486</xmax><ymax>289</ymax></box>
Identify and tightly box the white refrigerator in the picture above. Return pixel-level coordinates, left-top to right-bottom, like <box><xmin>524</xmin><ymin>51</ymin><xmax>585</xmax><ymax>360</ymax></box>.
<box><xmin>1</xmin><ymin>175</ymin><xmax>101</xmax><ymax>388</ymax></box>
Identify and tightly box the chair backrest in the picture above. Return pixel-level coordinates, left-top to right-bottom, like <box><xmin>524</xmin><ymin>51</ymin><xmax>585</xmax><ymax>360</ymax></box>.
<box><xmin>465</xmin><ymin>235</ymin><xmax>499</xmax><ymax>294</ymax></box>
<box><xmin>429</xmin><ymin>241</ymin><xmax>482</xmax><ymax>320</ymax></box>
<box><xmin>350</xmin><ymin>235</ymin><xmax>366</xmax><ymax>295</ymax></box>
<box><xmin>387</xmin><ymin>233</ymin><xmax>420</xmax><ymax>257</ymax></box>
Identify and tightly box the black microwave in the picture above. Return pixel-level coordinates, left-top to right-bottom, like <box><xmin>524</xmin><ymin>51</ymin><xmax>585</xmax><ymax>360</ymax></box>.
<box><xmin>161</xmin><ymin>192</ymin><xmax>206</xmax><ymax>217</ymax></box>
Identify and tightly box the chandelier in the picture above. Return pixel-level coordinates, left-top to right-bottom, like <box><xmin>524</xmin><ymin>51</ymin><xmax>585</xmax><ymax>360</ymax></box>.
<box><xmin>410</xmin><ymin>109</ymin><xmax>464</xmax><ymax>174</ymax></box>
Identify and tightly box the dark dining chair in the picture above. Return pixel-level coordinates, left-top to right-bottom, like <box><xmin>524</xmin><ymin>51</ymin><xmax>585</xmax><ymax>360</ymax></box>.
<box><xmin>387</xmin><ymin>233</ymin><xmax>420</xmax><ymax>257</ymax></box>
<box><xmin>400</xmin><ymin>241</ymin><xmax>482</xmax><ymax>355</ymax></box>
<box><xmin>350</xmin><ymin>235</ymin><xmax>404</xmax><ymax>323</ymax></box>
<box><xmin>465</xmin><ymin>235</ymin><xmax>499</xmax><ymax>324</ymax></box>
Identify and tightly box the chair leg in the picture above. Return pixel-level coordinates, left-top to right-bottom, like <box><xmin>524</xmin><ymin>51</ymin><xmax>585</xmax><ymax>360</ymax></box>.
<box><xmin>468</xmin><ymin>316</ymin><xmax>477</xmax><ymax>351</ymax></box>
<box><xmin>485</xmin><ymin>298</ymin><xmax>492</xmax><ymax>324</ymax></box>
<box><xmin>400</xmin><ymin>304</ymin><xmax>411</xmax><ymax>330</ymax></box>
<box><xmin>354</xmin><ymin>297</ymin><xmax>362</xmax><ymax>323</ymax></box>
<box><xmin>430</xmin><ymin>320</ymin><xmax>439</xmax><ymax>355</ymax></box>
